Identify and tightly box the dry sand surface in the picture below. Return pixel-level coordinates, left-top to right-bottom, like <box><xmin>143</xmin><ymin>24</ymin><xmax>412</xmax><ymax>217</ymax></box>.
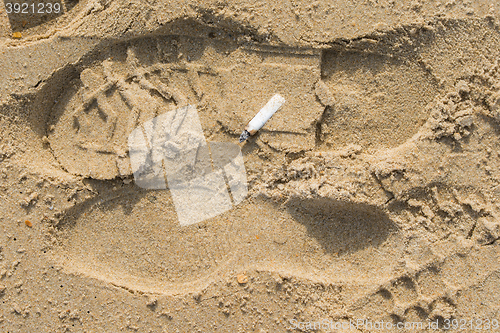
<box><xmin>1</xmin><ymin>0</ymin><xmax>500</xmax><ymax>332</ymax></box>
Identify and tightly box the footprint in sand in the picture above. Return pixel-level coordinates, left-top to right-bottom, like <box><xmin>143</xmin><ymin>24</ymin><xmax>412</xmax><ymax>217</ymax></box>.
<box><xmin>43</xmin><ymin>27</ymin><xmax>442</xmax><ymax>294</ymax></box>
<box><xmin>52</xmin><ymin>186</ymin><xmax>243</xmax><ymax>294</ymax></box>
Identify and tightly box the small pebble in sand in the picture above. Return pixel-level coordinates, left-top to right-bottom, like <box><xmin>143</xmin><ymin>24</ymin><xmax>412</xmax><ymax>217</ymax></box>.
<box><xmin>146</xmin><ymin>296</ymin><xmax>157</xmax><ymax>308</ymax></box>
<box><xmin>24</xmin><ymin>220</ymin><xmax>32</xmax><ymax>227</ymax></box>
<box><xmin>236</xmin><ymin>273</ymin><xmax>248</xmax><ymax>284</ymax></box>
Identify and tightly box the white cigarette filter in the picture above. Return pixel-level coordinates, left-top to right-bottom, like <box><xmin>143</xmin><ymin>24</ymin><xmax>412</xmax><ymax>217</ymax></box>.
<box><xmin>239</xmin><ymin>94</ymin><xmax>286</xmax><ymax>143</ymax></box>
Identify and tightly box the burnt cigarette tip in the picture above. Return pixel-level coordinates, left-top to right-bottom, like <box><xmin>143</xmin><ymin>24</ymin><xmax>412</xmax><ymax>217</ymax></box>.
<box><xmin>239</xmin><ymin>130</ymin><xmax>250</xmax><ymax>143</ymax></box>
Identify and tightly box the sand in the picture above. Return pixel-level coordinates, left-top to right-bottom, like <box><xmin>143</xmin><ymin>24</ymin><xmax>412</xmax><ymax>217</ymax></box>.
<box><xmin>1</xmin><ymin>0</ymin><xmax>500</xmax><ymax>332</ymax></box>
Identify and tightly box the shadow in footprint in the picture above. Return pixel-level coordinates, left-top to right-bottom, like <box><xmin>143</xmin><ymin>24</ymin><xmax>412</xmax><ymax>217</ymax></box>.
<box><xmin>54</xmin><ymin>184</ymin><xmax>146</xmax><ymax>231</ymax></box>
<box><xmin>286</xmin><ymin>198</ymin><xmax>398</xmax><ymax>255</ymax></box>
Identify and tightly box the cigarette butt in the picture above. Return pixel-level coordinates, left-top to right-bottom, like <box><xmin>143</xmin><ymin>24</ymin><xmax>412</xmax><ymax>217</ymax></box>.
<box><xmin>239</xmin><ymin>94</ymin><xmax>285</xmax><ymax>143</ymax></box>
<box><xmin>12</xmin><ymin>32</ymin><xmax>22</xmax><ymax>39</ymax></box>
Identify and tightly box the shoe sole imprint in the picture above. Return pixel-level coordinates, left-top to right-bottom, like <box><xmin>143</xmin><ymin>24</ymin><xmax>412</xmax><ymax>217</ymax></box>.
<box><xmin>51</xmin><ymin>186</ymin><xmax>244</xmax><ymax>294</ymax></box>
<box><xmin>47</xmin><ymin>33</ymin><xmax>438</xmax><ymax>179</ymax></box>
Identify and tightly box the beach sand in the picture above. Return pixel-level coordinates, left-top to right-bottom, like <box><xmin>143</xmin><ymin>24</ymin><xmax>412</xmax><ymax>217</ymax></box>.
<box><xmin>1</xmin><ymin>0</ymin><xmax>500</xmax><ymax>331</ymax></box>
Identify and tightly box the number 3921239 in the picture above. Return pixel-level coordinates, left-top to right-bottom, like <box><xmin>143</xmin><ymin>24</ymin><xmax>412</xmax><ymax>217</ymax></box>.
<box><xmin>5</xmin><ymin>2</ymin><xmax>61</xmax><ymax>14</ymax></box>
